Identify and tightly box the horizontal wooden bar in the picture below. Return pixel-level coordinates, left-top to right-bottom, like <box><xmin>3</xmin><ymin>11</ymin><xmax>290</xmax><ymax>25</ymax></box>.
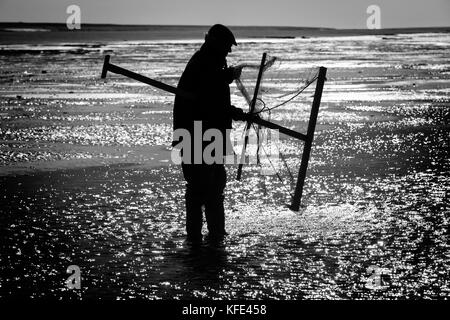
<box><xmin>251</xmin><ymin>117</ymin><xmax>307</xmax><ymax>141</ymax></box>
<box><xmin>101</xmin><ymin>55</ymin><xmax>195</xmax><ymax>100</ymax></box>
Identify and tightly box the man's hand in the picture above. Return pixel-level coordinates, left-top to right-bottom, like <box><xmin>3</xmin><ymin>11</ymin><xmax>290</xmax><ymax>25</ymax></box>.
<box><xmin>230</xmin><ymin>106</ymin><xmax>260</xmax><ymax>122</ymax></box>
<box><xmin>231</xmin><ymin>66</ymin><xmax>243</xmax><ymax>80</ymax></box>
<box><xmin>243</xmin><ymin>112</ymin><xmax>260</xmax><ymax>123</ymax></box>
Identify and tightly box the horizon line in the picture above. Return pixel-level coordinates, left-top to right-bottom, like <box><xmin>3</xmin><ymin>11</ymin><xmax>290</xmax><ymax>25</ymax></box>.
<box><xmin>1</xmin><ymin>22</ymin><xmax>449</xmax><ymax>31</ymax></box>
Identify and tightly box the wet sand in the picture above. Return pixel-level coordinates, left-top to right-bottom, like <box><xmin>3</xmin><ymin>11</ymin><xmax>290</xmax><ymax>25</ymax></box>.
<box><xmin>0</xmin><ymin>27</ymin><xmax>449</xmax><ymax>299</ymax></box>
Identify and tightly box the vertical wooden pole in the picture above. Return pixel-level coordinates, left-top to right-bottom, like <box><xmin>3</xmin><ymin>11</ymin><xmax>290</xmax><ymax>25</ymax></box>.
<box><xmin>237</xmin><ymin>52</ymin><xmax>267</xmax><ymax>180</ymax></box>
<box><xmin>101</xmin><ymin>55</ymin><xmax>110</xmax><ymax>78</ymax></box>
<box><xmin>290</xmin><ymin>67</ymin><xmax>327</xmax><ymax>211</ymax></box>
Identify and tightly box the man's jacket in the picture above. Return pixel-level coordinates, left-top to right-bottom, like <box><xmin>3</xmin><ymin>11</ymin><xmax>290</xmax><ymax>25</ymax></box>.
<box><xmin>173</xmin><ymin>43</ymin><xmax>244</xmax><ymax>162</ymax></box>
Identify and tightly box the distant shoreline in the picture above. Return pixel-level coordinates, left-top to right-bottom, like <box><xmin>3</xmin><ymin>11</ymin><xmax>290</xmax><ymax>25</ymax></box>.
<box><xmin>0</xmin><ymin>22</ymin><xmax>449</xmax><ymax>44</ymax></box>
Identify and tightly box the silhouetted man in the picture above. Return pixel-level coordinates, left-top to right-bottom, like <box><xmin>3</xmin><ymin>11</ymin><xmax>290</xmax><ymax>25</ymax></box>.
<box><xmin>173</xmin><ymin>24</ymin><xmax>251</xmax><ymax>242</ymax></box>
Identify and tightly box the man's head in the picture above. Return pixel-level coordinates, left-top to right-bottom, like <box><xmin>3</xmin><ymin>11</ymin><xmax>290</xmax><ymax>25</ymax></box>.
<box><xmin>204</xmin><ymin>24</ymin><xmax>237</xmax><ymax>58</ymax></box>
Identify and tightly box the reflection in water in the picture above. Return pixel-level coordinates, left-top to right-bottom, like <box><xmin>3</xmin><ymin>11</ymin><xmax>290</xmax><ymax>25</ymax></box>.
<box><xmin>179</xmin><ymin>239</ymin><xmax>228</xmax><ymax>295</ymax></box>
<box><xmin>0</xmin><ymin>33</ymin><xmax>449</xmax><ymax>299</ymax></box>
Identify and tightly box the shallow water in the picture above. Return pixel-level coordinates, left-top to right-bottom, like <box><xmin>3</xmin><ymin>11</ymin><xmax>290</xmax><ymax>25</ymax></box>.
<box><xmin>0</xmin><ymin>33</ymin><xmax>449</xmax><ymax>299</ymax></box>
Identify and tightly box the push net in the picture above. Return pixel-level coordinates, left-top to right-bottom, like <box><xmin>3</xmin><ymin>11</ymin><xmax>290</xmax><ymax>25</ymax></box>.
<box><xmin>231</xmin><ymin>53</ymin><xmax>321</xmax><ymax>192</ymax></box>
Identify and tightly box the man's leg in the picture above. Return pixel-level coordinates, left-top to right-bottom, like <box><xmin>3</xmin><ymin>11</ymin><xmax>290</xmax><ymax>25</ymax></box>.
<box><xmin>204</xmin><ymin>164</ymin><xmax>227</xmax><ymax>237</ymax></box>
<box><xmin>182</xmin><ymin>164</ymin><xmax>204</xmax><ymax>240</ymax></box>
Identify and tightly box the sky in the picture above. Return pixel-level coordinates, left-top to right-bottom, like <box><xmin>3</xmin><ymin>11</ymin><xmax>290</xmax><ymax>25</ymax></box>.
<box><xmin>0</xmin><ymin>0</ymin><xmax>449</xmax><ymax>29</ymax></box>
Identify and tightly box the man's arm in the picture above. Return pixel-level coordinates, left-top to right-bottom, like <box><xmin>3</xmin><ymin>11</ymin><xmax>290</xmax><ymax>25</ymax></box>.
<box><xmin>223</xmin><ymin>66</ymin><xmax>242</xmax><ymax>84</ymax></box>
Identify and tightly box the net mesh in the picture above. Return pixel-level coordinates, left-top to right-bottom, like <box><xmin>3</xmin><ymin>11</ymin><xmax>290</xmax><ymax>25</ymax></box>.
<box><xmin>234</xmin><ymin>54</ymin><xmax>320</xmax><ymax>118</ymax></box>
<box><xmin>231</xmin><ymin>53</ymin><xmax>321</xmax><ymax>191</ymax></box>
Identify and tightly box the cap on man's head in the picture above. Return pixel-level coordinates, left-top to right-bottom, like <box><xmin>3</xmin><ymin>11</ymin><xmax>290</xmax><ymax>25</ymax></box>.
<box><xmin>206</xmin><ymin>24</ymin><xmax>237</xmax><ymax>46</ymax></box>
